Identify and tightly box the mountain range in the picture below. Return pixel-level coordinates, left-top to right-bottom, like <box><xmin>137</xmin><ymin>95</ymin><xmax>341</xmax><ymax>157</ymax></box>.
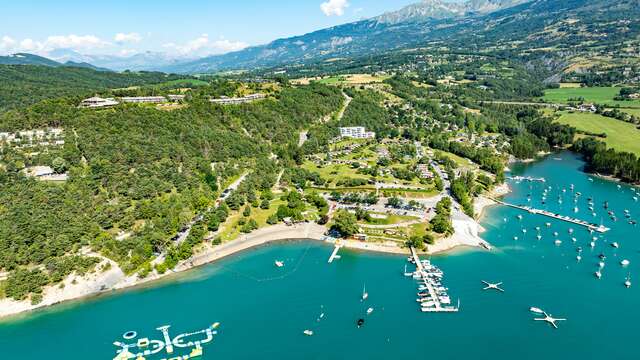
<box><xmin>0</xmin><ymin>53</ymin><xmax>111</xmax><ymax>72</ymax></box>
<box><xmin>2</xmin><ymin>0</ymin><xmax>638</xmax><ymax>75</ymax></box>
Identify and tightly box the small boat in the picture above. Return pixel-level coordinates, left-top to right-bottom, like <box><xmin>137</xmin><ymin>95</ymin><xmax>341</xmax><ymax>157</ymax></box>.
<box><xmin>212</xmin><ymin>322</ymin><xmax>221</xmax><ymax>329</ymax></box>
<box><xmin>361</xmin><ymin>285</ymin><xmax>369</xmax><ymax>301</ymax></box>
<box><xmin>403</xmin><ymin>265</ymin><xmax>413</xmax><ymax>277</ymax></box>
<box><xmin>554</xmin><ymin>240</ymin><xmax>562</xmax><ymax>246</ymax></box>
<box><xmin>537</xmin><ymin>235</ymin><xmax>542</xmax><ymax>240</ymax></box>
<box><xmin>568</xmin><ymin>228</ymin><xmax>574</xmax><ymax>234</ymax></box>
<box><xmin>517</xmin><ymin>215</ymin><xmax>523</xmax><ymax>220</ymax></box>
<box><xmin>590</xmin><ymin>242</ymin><xmax>595</xmax><ymax>248</ymax></box>
<box><xmin>625</xmin><ymin>274</ymin><xmax>632</xmax><ymax>288</ymax></box>
<box><xmin>576</xmin><ymin>255</ymin><xmax>582</xmax><ymax>262</ymax></box>
<box><xmin>303</xmin><ymin>330</ymin><xmax>314</xmax><ymax>336</ymax></box>
<box><xmin>366</xmin><ymin>307</ymin><xmax>374</xmax><ymax>315</ymax></box>
<box><xmin>357</xmin><ymin>318</ymin><xmax>365</xmax><ymax>328</ymax></box>
<box><xmin>595</xmin><ymin>270</ymin><xmax>602</xmax><ymax>279</ymax></box>
<box><xmin>529</xmin><ymin>307</ymin><xmax>545</xmax><ymax>314</ymax></box>
<box><xmin>599</xmin><ymin>261</ymin><xmax>605</xmax><ymax>268</ymax></box>
<box><xmin>621</xmin><ymin>259</ymin><xmax>630</xmax><ymax>266</ymax></box>
<box><xmin>611</xmin><ymin>242</ymin><xmax>619</xmax><ymax>248</ymax></box>
<box><xmin>553</xmin><ymin>232</ymin><xmax>559</xmax><ymax>236</ymax></box>
<box><xmin>513</xmin><ymin>236</ymin><xmax>519</xmax><ymax>240</ymax></box>
<box><xmin>571</xmin><ymin>237</ymin><xmax>577</xmax><ymax>242</ymax></box>
<box><xmin>275</xmin><ymin>260</ymin><xmax>284</xmax><ymax>268</ymax></box>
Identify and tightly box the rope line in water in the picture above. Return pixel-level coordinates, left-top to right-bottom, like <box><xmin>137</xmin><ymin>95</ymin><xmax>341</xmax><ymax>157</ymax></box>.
<box><xmin>218</xmin><ymin>242</ymin><xmax>314</xmax><ymax>282</ymax></box>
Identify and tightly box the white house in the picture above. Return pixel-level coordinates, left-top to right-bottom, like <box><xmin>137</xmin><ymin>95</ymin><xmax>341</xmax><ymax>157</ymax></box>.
<box><xmin>79</xmin><ymin>97</ymin><xmax>119</xmax><ymax>108</ymax></box>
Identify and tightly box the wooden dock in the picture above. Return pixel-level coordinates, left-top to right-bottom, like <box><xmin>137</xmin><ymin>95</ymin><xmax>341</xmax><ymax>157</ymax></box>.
<box><xmin>491</xmin><ymin>198</ymin><xmax>610</xmax><ymax>233</ymax></box>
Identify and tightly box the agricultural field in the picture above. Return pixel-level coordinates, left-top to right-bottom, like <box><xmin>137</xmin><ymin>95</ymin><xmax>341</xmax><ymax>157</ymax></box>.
<box><xmin>543</xmin><ymin>87</ymin><xmax>640</xmax><ymax>108</ymax></box>
<box><xmin>555</xmin><ymin>112</ymin><xmax>640</xmax><ymax>155</ymax></box>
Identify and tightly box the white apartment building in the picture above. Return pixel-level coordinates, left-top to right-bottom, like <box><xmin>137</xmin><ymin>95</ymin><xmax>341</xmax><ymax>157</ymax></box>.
<box><xmin>121</xmin><ymin>96</ymin><xmax>167</xmax><ymax>104</ymax></box>
<box><xmin>339</xmin><ymin>126</ymin><xmax>376</xmax><ymax>139</ymax></box>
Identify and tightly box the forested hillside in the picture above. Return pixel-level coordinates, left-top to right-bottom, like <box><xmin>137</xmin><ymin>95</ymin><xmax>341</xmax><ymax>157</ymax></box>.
<box><xmin>0</xmin><ymin>65</ymin><xmax>185</xmax><ymax>111</ymax></box>
<box><xmin>0</xmin><ymin>83</ymin><xmax>343</xmax><ymax>300</ymax></box>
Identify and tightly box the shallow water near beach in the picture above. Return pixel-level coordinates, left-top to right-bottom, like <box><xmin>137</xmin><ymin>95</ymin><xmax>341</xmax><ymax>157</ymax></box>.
<box><xmin>2</xmin><ymin>151</ymin><xmax>639</xmax><ymax>360</ymax></box>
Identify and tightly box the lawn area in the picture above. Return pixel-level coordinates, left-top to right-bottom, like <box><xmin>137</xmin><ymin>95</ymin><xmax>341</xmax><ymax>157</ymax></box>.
<box><xmin>555</xmin><ymin>112</ymin><xmax>640</xmax><ymax>155</ymax></box>
<box><xmin>302</xmin><ymin>161</ymin><xmax>370</xmax><ymax>183</ymax></box>
<box><xmin>543</xmin><ymin>87</ymin><xmax>640</xmax><ymax>108</ymax></box>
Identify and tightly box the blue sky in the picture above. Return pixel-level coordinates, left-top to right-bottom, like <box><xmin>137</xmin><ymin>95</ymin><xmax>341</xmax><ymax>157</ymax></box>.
<box><xmin>0</xmin><ymin>0</ymin><xmax>417</xmax><ymax>58</ymax></box>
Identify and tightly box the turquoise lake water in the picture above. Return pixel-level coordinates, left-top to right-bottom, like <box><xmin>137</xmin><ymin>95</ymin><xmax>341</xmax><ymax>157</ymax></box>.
<box><xmin>1</xmin><ymin>151</ymin><xmax>639</xmax><ymax>359</ymax></box>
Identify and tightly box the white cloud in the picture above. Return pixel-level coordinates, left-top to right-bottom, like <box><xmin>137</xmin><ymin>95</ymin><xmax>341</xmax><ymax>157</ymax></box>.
<box><xmin>45</xmin><ymin>34</ymin><xmax>108</xmax><ymax>50</ymax></box>
<box><xmin>321</xmin><ymin>0</ymin><xmax>349</xmax><ymax>16</ymax></box>
<box><xmin>114</xmin><ymin>32</ymin><xmax>142</xmax><ymax>44</ymax></box>
<box><xmin>0</xmin><ymin>36</ymin><xmax>17</xmax><ymax>54</ymax></box>
<box><xmin>0</xmin><ymin>34</ymin><xmax>109</xmax><ymax>56</ymax></box>
<box><xmin>163</xmin><ymin>34</ymin><xmax>248</xmax><ymax>56</ymax></box>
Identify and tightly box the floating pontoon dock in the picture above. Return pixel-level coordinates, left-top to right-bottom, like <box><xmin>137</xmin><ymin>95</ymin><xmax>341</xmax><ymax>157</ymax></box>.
<box><xmin>491</xmin><ymin>198</ymin><xmax>610</xmax><ymax>233</ymax></box>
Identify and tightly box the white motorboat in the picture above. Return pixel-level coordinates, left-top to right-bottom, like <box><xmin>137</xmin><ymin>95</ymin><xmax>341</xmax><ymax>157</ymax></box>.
<box><xmin>611</xmin><ymin>242</ymin><xmax>619</xmax><ymax>248</ymax></box>
<box><xmin>595</xmin><ymin>270</ymin><xmax>602</xmax><ymax>279</ymax></box>
<box><xmin>303</xmin><ymin>330</ymin><xmax>314</xmax><ymax>336</ymax></box>
<box><xmin>361</xmin><ymin>284</ymin><xmax>368</xmax><ymax>301</ymax></box>
<box><xmin>621</xmin><ymin>259</ymin><xmax>630</xmax><ymax>266</ymax></box>
<box><xmin>554</xmin><ymin>240</ymin><xmax>562</xmax><ymax>245</ymax></box>
<box><xmin>529</xmin><ymin>307</ymin><xmax>545</xmax><ymax>314</ymax></box>
<box><xmin>625</xmin><ymin>274</ymin><xmax>632</xmax><ymax>288</ymax></box>
<box><xmin>366</xmin><ymin>307</ymin><xmax>374</xmax><ymax>315</ymax></box>
<box><xmin>275</xmin><ymin>260</ymin><xmax>284</xmax><ymax>268</ymax></box>
<box><xmin>576</xmin><ymin>255</ymin><xmax>582</xmax><ymax>262</ymax></box>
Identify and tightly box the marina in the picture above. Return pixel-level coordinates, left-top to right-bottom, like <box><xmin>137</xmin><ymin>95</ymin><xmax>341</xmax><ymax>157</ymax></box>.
<box><xmin>408</xmin><ymin>247</ymin><xmax>459</xmax><ymax>313</ymax></box>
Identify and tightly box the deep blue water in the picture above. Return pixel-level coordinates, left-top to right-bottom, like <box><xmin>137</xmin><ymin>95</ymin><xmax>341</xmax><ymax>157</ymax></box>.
<box><xmin>1</xmin><ymin>152</ymin><xmax>638</xmax><ymax>359</ymax></box>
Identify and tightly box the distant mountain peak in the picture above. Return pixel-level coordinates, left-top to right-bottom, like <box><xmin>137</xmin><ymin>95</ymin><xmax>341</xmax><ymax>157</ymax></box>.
<box><xmin>374</xmin><ymin>0</ymin><xmax>528</xmax><ymax>24</ymax></box>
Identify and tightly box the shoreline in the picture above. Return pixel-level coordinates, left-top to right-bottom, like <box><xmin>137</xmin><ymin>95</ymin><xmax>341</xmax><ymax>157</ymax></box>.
<box><xmin>0</xmin><ymin>188</ymin><xmax>510</xmax><ymax>320</ymax></box>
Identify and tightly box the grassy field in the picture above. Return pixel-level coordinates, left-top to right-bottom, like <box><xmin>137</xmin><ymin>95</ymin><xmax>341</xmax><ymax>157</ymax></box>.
<box><xmin>555</xmin><ymin>112</ymin><xmax>640</xmax><ymax>155</ymax></box>
<box><xmin>619</xmin><ymin>108</ymin><xmax>640</xmax><ymax>117</ymax></box>
<box><xmin>543</xmin><ymin>87</ymin><xmax>640</xmax><ymax>108</ymax></box>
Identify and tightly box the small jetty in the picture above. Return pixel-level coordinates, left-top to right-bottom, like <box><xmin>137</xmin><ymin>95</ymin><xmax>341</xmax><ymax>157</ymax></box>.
<box><xmin>407</xmin><ymin>247</ymin><xmax>459</xmax><ymax>313</ymax></box>
<box><xmin>328</xmin><ymin>242</ymin><xmax>343</xmax><ymax>263</ymax></box>
<box><xmin>507</xmin><ymin>176</ymin><xmax>546</xmax><ymax>183</ymax></box>
<box><xmin>491</xmin><ymin>198</ymin><xmax>610</xmax><ymax>233</ymax></box>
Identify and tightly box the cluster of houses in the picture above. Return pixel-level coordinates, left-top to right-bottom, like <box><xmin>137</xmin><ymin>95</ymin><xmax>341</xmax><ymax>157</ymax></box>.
<box><xmin>79</xmin><ymin>93</ymin><xmax>269</xmax><ymax>109</ymax></box>
<box><xmin>209</xmin><ymin>93</ymin><xmax>266</xmax><ymax>105</ymax></box>
<box><xmin>0</xmin><ymin>128</ymin><xmax>64</xmax><ymax>149</ymax></box>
